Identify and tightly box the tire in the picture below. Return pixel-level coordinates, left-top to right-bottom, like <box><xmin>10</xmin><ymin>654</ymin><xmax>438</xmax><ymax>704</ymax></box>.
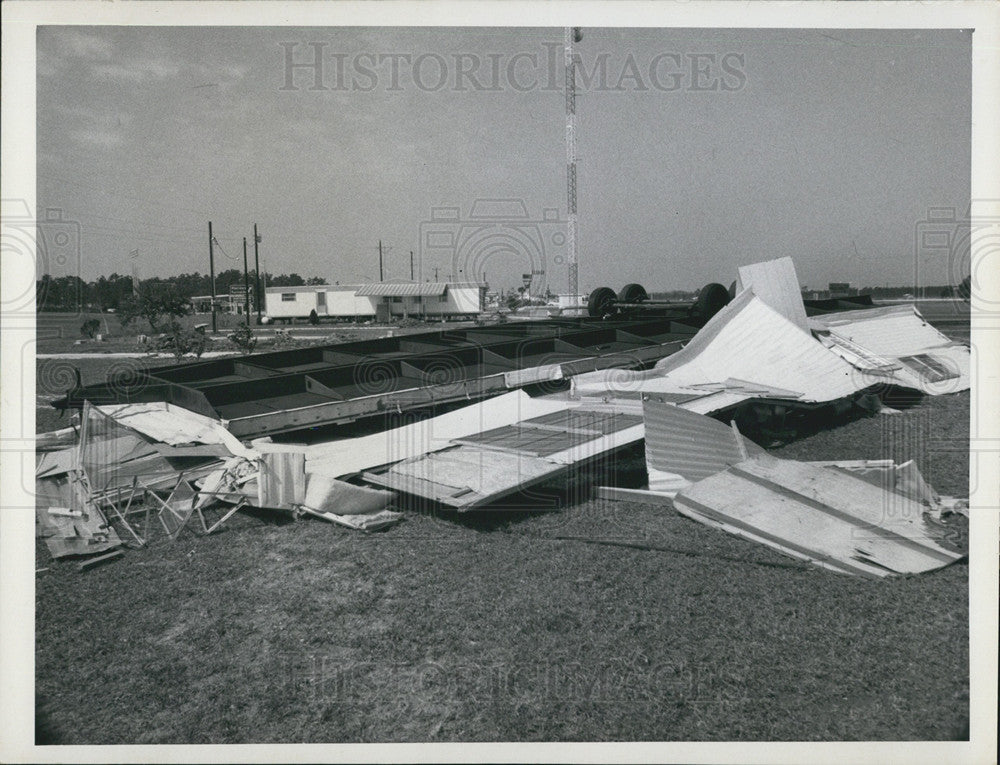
<box><xmin>618</xmin><ymin>283</ymin><xmax>649</xmax><ymax>305</ymax></box>
<box><xmin>695</xmin><ymin>282</ymin><xmax>731</xmax><ymax>319</ymax></box>
<box><xmin>588</xmin><ymin>287</ymin><xmax>618</xmax><ymax>318</ymax></box>
<box><xmin>308</xmin><ymin>309</ymin><xmax>319</xmax><ymax>325</ymax></box>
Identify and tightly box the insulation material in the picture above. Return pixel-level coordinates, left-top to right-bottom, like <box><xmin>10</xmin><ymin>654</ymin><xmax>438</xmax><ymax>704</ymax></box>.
<box><xmin>97</xmin><ymin>401</ymin><xmax>257</xmax><ymax>458</ymax></box>
<box><xmin>642</xmin><ymin>400</ymin><xmax>766</xmax><ymax>484</ymax></box>
<box><xmin>304</xmin><ymin>390</ymin><xmax>570</xmax><ymax>478</ymax></box>
<box><xmin>736</xmin><ymin>256</ymin><xmax>810</xmax><ymax>333</ymax></box>
<box><xmin>303</xmin><ymin>506</ymin><xmax>404</xmax><ymax>532</ymax></box>
<box><xmin>672</xmin><ymin>454</ymin><xmax>965</xmax><ymax>578</ymax></box>
<box><xmin>303</xmin><ymin>474</ymin><xmax>395</xmax><ymax>515</ymax></box>
<box><xmin>811</xmin><ymin>304</ymin><xmax>970</xmax><ymax>395</ymax></box>
<box><xmin>572</xmin><ymin>291</ymin><xmax>867</xmax><ymax>407</ymax></box>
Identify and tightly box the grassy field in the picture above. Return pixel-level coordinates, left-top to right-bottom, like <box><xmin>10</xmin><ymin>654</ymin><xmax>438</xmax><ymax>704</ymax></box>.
<box><xmin>34</xmin><ymin>404</ymin><xmax>970</xmax><ymax>742</ymax></box>
<box><xmin>33</xmin><ymin>319</ymin><xmax>971</xmax><ymax>743</ymax></box>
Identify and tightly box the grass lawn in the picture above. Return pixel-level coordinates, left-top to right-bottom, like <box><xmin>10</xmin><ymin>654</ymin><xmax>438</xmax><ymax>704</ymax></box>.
<box><xmin>33</xmin><ymin>323</ymin><xmax>971</xmax><ymax>743</ymax></box>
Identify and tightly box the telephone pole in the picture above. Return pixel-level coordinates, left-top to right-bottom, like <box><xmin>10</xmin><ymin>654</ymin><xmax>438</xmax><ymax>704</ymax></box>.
<box><xmin>378</xmin><ymin>240</ymin><xmax>386</xmax><ymax>282</ymax></box>
<box><xmin>565</xmin><ymin>27</ymin><xmax>582</xmax><ymax>298</ymax></box>
<box><xmin>253</xmin><ymin>223</ymin><xmax>262</xmax><ymax>324</ymax></box>
<box><xmin>242</xmin><ymin>236</ymin><xmax>250</xmax><ymax>324</ymax></box>
<box><xmin>208</xmin><ymin>221</ymin><xmax>217</xmax><ymax>334</ymax></box>
<box><xmin>410</xmin><ymin>250</ymin><xmax>414</xmax><ymax>281</ymax></box>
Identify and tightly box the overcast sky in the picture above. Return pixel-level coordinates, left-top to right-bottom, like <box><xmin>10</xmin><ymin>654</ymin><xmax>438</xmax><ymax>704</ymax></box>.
<box><xmin>36</xmin><ymin>26</ymin><xmax>971</xmax><ymax>293</ymax></box>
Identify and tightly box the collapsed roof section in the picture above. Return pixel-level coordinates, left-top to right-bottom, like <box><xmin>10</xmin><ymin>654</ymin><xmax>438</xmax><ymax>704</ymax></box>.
<box><xmin>362</xmin><ymin>404</ymin><xmax>645</xmax><ymax>511</ymax></box>
<box><xmin>572</xmin><ymin>289</ymin><xmax>871</xmax><ymax>411</ymax></box>
<box><xmin>810</xmin><ymin>304</ymin><xmax>970</xmax><ymax>395</ymax></box>
<box><xmin>54</xmin><ymin>317</ymin><xmax>705</xmax><ymax>438</ymax></box>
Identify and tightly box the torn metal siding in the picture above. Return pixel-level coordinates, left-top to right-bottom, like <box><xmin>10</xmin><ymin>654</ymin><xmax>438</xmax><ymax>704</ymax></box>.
<box><xmin>736</xmin><ymin>256</ymin><xmax>810</xmax><ymax>333</ymax></box>
<box><xmin>672</xmin><ymin>455</ymin><xmax>965</xmax><ymax>577</ymax></box>
<box><xmin>642</xmin><ymin>400</ymin><xmax>765</xmax><ymax>483</ymax></box>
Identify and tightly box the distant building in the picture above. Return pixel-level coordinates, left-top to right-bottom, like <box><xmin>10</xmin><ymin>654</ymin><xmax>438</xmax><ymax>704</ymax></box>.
<box><xmin>264</xmin><ymin>282</ymin><xmax>487</xmax><ymax>322</ymax></box>
<box><xmin>828</xmin><ymin>282</ymin><xmax>857</xmax><ymax>298</ymax></box>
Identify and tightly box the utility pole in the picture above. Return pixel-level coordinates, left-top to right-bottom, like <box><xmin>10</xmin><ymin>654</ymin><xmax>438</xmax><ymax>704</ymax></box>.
<box><xmin>377</xmin><ymin>240</ymin><xmax>388</xmax><ymax>282</ymax></box>
<box><xmin>208</xmin><ymin>221</ymin><xmax>217</xmax><ymax>334</ymax></box>
<box><xmin>410</xmin><ymin>250</ymin><xmax>414</xmax><ymax>281</ymax></box>
<box><xmin>434</xmin><ymin>266</ymin><xmax>439</xmax><ymax>281</ymax></box>
<box><xmin>565</xmin><ymin>27</ymin><xmax>582</xmax><ymax>299</ymax></box>
<box><xmin>253</xmin><ymin>223</ymin><xmax>262</xmax><ymax>324</ymax></box>
<box><xmin>242</xmin><ymin>236</ymin><xmax>250</xmax><ymax>324</ymax></box>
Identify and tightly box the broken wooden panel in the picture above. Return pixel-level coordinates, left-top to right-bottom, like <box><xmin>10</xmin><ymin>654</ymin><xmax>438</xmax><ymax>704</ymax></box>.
<box><xmin>672</xmin><ymin>455</ymin><xmax>965</xmax><ymax>578</ymax></box>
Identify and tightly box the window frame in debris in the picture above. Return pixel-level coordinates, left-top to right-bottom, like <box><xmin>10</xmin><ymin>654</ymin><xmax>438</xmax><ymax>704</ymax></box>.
<box><xmin>897</xmin><ymin>353</ymin><xmax>958</xmax><ymax>382</ymax></box>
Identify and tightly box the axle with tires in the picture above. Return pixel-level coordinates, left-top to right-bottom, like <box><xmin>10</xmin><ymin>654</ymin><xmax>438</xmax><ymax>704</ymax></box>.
<box><xmin>587</xmin><ymin>282</ymin><xmax>732</xmax><ymax>320</ymax></box>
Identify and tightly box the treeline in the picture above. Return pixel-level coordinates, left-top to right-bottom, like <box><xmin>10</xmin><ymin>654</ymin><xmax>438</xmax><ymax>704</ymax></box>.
<box><xmin>37</xmin><ymin>270</ymin><xmax>328</xmax><ymax>312</ymax></box>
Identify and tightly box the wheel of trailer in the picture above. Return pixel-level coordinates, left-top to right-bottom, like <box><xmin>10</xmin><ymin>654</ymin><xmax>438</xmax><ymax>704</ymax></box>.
<box><xmin>617</xmin><ymin>283</ymin><xmax>649</xmax><ymax>305</ymax></box>
<box><xmin>588</xmin><ymin>286</ymin><xmax>618</xmax><ymax>318</ymax></box>
<box><xmin>695</xmin><ymin>282</ymin><xmax>731</xmax><ymax>319</ymax></box>
<box><xmin>309</xmin><ymin>309</ymin><xmax>319</xmax><ymax>325</ymax></box>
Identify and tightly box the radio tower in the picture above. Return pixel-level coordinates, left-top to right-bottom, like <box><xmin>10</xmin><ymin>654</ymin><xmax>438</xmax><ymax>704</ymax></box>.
<box><xmin>565</xmin><ymin>27</ymin><xmax>582</xmax><ymax>299</ymax></box>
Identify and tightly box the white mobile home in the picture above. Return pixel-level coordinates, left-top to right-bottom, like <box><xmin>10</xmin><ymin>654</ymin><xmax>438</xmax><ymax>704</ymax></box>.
<box><xmin>264</xmin><ymin>282</ymin><xmax>486</xmax><ymax>323</ymax></box>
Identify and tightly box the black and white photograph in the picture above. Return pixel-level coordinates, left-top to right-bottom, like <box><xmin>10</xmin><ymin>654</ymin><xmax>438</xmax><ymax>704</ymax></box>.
<box><xmin>1</xmin><ymin>1</ymin><xmax>998</xmax><ymax>762</ymax></box>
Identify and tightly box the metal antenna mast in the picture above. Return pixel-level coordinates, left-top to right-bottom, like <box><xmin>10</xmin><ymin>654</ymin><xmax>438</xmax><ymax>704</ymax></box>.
<box><xmin>565</xmin><ymin>27</ymin><xmax>581</xmax><ymax>299</ymax></box>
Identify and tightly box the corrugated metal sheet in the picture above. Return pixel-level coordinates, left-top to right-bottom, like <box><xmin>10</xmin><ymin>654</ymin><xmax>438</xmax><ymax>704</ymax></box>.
<box><xmin>642</xmin><ymin>400</ymin><xmax>765</xmax><ymax>483</ymax></box>
<box><xmin>672</xmin><ymin>455</ymin><xmax>965</xmax><ymax>577</ymax></box>
<box><xmin>737</xmin><ymin>257</ymin><xmax>810</xmax><ymax>332</ymax></box>
<box><xmin>354</xmin><ymin>282</ymin><xmax>449</xmax><ymax>297</ymax></box>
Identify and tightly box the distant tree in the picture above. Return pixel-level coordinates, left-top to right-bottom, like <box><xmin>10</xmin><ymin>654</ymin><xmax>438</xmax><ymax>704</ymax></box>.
<box><xmin>119</xmin><ymin>287</ymin><xmax>191</xmax><ymax>334</ymax></box>
<box><xmin>271</xmin><ymin>273</ymin><xmax>306</xmax><ymax>287</ymax></box>
<box><xmin>306</xmin><ymin>276</ymin><xmax>328</xmax><ymax>285</ymax></box>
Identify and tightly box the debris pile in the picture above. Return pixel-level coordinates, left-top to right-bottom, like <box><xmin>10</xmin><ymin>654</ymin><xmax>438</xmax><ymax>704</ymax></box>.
<box><xmin>38</xmin><ymin>257</ymin><xmax>970</xmax><ymax>577</ymax></box>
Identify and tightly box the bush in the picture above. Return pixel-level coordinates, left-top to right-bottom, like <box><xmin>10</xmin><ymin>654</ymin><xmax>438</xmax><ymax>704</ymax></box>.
<box><xmin>228</xmin><ymin>324</ymin><xmax>257</xmax><ymax>355</ymax></box>
<box><xmin>80</xmin><ymin>319</ymin><xmax>101</xmax><ymax>339</ymax></box>
<box><xmin>165</xmin><ymin>320</ymin><xmax>207</xmax><ymax>360</ymax></box>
